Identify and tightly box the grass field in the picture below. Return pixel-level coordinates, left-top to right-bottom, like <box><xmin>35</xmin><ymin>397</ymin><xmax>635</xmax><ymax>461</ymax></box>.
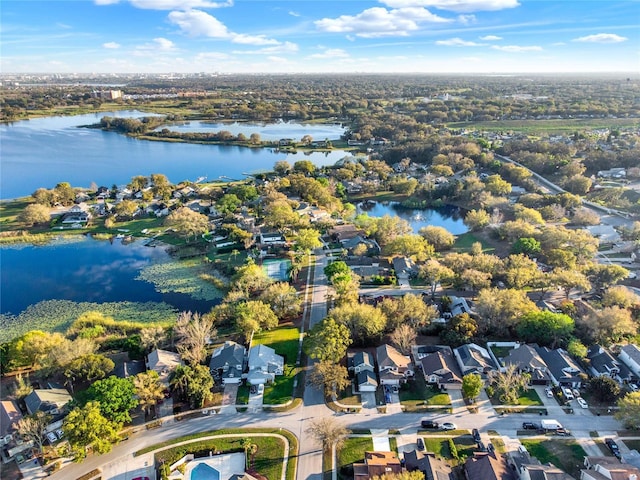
<box><xmin>252</xmin><ymin>326</ymin><xmax>300</xmax><ymax>405</ymax></box>
<box><xmin>520</xmin><ymin>439</ymin><xmax>587</xmax><ymax>478</ymax></box>
<box><xmin>399</xmin><ymin>375</ymin><xmax>451</xmax><ymax>412</ymax></box>
<box><xmin>337</xmin><ymin>437</ymin><xmax>373</xmax><ymax>480</ymax></box>
<box><xmin>451</xmin><ymin>232</ymin><xmax>494</xmax><ymax>253</ymax></box>
<box><xmin>421</xmin><ymin>434</ymin><xmax>477</xmax><ymax>465</ymax></box>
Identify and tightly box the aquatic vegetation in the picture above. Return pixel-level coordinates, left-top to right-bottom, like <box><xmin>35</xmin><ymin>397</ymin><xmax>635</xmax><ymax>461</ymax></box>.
<box><xmin>136</xmin><ymin>258</ymin><xmax>224</xmax><ymax>301</ymax></box>
<box><xmin>0</xmin><ymin>300</ymin><xmax>177</xmax><ymax>343</ymax></box>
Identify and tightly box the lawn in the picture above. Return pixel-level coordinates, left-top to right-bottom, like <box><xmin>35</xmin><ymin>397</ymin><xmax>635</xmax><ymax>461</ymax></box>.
<box><xmin>399</xmin><ymin>376</ymin><xmax>451</xmax><ymax>412</ymax></box>
<box><xmin>337</xmin><ymin>437</ymin><xmax>373</xmax><ymax>480</ymax></box>
<box><xmin>488</xmin><ymin>388</ymin><xmax>543</xmax><ymax>407</ymax></box>
<box><xmin>451</xmin><ymin>232</ymin><xmax>494</xmax><ymax>253</ymax></box>
<box><xmin>520</xmin><ymin>439</ymin><xmax>587</xmax><ymax>479</ymax></box>
<box><xmin>253</xmin><ymin>326</ymin><xmax>301</xmax><ymax>404</ymax></box>
<box><xmin>421</xmin><ymin>434</ymin><xmax>476</xmax><ymax>465</ymax></box>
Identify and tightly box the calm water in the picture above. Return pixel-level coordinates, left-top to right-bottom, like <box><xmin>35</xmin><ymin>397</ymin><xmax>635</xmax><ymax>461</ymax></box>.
<box><xmin>0</xmin><ymin>111</ymin><xmax>347</xmax><ymax>199</ymax></box>
<box><xmin>0</xmin><ymin>236</ymin><xmax>216</xmax><ymax>316</ymax></box>
<box><xmin>156</xmin><ymin>120</ymin><xmax>345</xmax><ymax>141</ymax></box>
<box><xmin>356</xmin><ymin>201</ymin><xmax>468</xmax><ymax>234</ymax></box>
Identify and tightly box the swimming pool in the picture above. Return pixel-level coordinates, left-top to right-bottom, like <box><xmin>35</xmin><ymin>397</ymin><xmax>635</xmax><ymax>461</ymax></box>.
<box><xmin>190</xmin><ymin>462</ymin><xmax>221</xmax><ymax>480</ymax></box>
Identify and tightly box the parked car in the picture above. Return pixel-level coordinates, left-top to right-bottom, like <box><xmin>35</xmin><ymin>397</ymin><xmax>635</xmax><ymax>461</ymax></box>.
<box><xmin>572</xmin><ymin>388</ymin><xmax>581</xmax><ymax>398</ymax></box>
<box><xmin>250</xmin><ymin>385</ymin><xmax>257</xmax><ymax>394</ymax></box>
<box><xmin>441</xmin><ymin>422</ymin><xmax>457</xmax><ymax>431</ymax></box>
<box><xmin>417</xmin><ymin>437</ymin><xmax>425</xmax><ymax>451</ymax></box>
<box><xmin>629</xmin><ymin>383</ymin><xmax>639</xmax><ymax>392</ymax></box>
<box><xmin>46</xmin><ymin>432</ymin><xmax>57</xmax><ymax>444</ymax></box>
<box><xmin>257</xmin><ymin>384</ymin><xmax>264</xmax><ymax>395</ymax></box>
<box><xmin>545</xmin><ymin>388</ymin><xmax>554</xmax><ymax>398</ymax></box>
<box><xmin>522</xmin><ymin>422</ymin><xmax>539</xmax><ymax>430</ymax></box>
<box><xmin>55</xmin><ymin>429</ymin><xmax>64</xmax><ymax>439</ymax></box>
<box><xmin>577</xmin><ymin>397</ymin><xmax>588</xmax><ymax>409</ymax></box>
<box><xmin>472</xmin><ymin>428</ymin><xmax>481</xmax><ymax>442</ymax></box>
<box><xmin>555</xmin><ymin>428</ymin><xmax>570</xmax><ymax>436</ymax></box>
<box><xmin>562</xmin><ymin>387</ymin><xmax>574</xmax><ymax>400</ymax></box>
<box><xmin>392</xmin><ymin>385</ymin><xmax>399</xmax><ymax>393</ymax></box>
<box><xmin>605</xmin><ymin>438</ymin><xmax>620</xmax><ymax>458</ymax></box>
<box><xmin>421</xmin><ymin>420</ymin><xmax>439</xmax><ymax>429</ymax></box>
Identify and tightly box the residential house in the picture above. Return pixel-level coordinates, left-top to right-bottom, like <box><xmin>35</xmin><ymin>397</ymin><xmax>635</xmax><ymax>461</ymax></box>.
<box><xmin>404</xmin><ymin>449</ymin><xmax>454</xmax><ymax>480</ymax></box>
<box><xmin>536</xmin><ymin>347</ymin><xmax>585</xmax><ymax>388</ymax></box>
<box><xmin>587</xmin><ymin>345</ymin><xmax>634</xmax><ymax>383</ymax></box>
<box><xmin>147</xmin><ymin>348</ymin><xmax>183</xmax><ymax>386</ymax></box>
<box><xmin>411</xmin><ymin>345</ymin><xmax>451</xmax><ymax>368</ymax></box>
<box><xmin>464</xmin><ymin>452</ymin><xmax>516</xmax><ymax>480</ymax></box>
<box><xmin>392</xmin><ymin>256</ymin><xmax>415</xmax><ymax>276</ymax></box>
<box><xmin>113</xmin><ymin>359</ymin><xmax>146</xmax><ymax>379</ymax></box>
<box><xmin>60</xmin><ymin>205</ymin><xmax>90</xmax><ymax>227</ymax></box>
<box><xmin>258</xmin><ymin>231</ymin><xmax>287</xmax><ymax>248</ymax></box>
<box><xmin>421</xmin><ymin>348</ymin><xmax>464</xmax><ymax>390</ymax></box>
<box><xmin>582</xmin><ymin>456</ymin><xmax>621</xmax><ymax>470</ymax></box>
<box><xmin>454</xmin><ymin>343</ymin><xmax>497</xmax><ymax>378</ymax></box>
<box><xmin>349</xmin><ymin>351</ymin><xmax>375</xmax><ymax>374</ymax></box>
<box><xmin>353</xmin><ymin>451</ymin><xmax>402</xmax><ymax>480</ymax></box>
<box><xmin>503</xmin><ymin>344</ymin><xmax>551</xmax><ymax>385</ymax></box>
<box><xmin>376</xmin><ymin>344</ymin><xmax>413</xmax><ymax>385</ymax></box>
<box><xmin>209</xmin><ymin>341</ymin><xmax>246</xmax><ymax>385</ymax></box>
<box><xmin>356</xmin><ymin>370</ymin><xmax>378</xmax><ymax>393</ymax></box>
<box><xmin>519</xmin><ymin>464</ymin><xmax>574</xmax><ymax>480</ymax></box>
<box><xmin>328</xmin><ymin>224</ymin><xmax>364</xmax><ymax>244</ymax></box>
<box><xmin>581</xmin><ymin>457</ymin><xmax>640</xmax><ymax>480</ymax></box>
<box><xmin>0</xmin><ymin>401</ymin><xmax>22</xmax><ymax>443</ymax></box>
<box><xmin>597</xmin><ymin>168</ymin><xmax>626</xmax><ymax>179</ymax></box>
<box><xmin>449</xmin><ymin>296</ymin><xmax>472</xmax><ymax>317</ymax></box>
<box><xmin>25</xmin><ymin>388</ymin><xmax>72</xmax><ymax>416</ymax></box>
<box><xmin>247</xmin><ymin>344</ymin><xmax>284</xmax><ymax>385</ymax></box>
<box><xmin>619</xmin><ymin>345</ymin><xmax>640</xmax><ymax>378</ymax></box>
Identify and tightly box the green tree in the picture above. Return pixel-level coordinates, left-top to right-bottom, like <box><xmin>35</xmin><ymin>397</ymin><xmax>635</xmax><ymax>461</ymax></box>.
<box><xmin>235</xmin><ymin>300</ymin><xmax>278</xmax><ymax>341</ymax></box>
<box><xmin>84</xmin><ymin>376</ymin><xmax>137</xmax><ymax>424</ymax></box>
<box><xmin>586</xmin><ymin>264</ymin><xmax>629</xmax><ymax>291</ymax></box>
<box><xmin>229</xmin><ymin>184</ymin><xmax>258</xmax><ymax>202</ymax></box>
<box><xmin>418</xmin><ymin>226</ymin><xmax>455</xmax><ymax>251</ymax></box>
<box><xmin>484</xmin><ymin>174</ymin><xmax>512</xmax><ymax>196</ymax></box>
<box><xmin>418</xmin><ymin>259</ymin><xmax>455</xmax><ymax>298</ymax></box>
<box><xmin>512</xmin><ymin>237</ymin><xmax>541</xmax><ymax>256</ymax></box>
<box><xmin>589</xmin><ymin>376</ymin><xmax>621</xmax><ymax>403</ymax></box>
<box><xmin>63</xmin><ymin>401</ymin><xmax>121</xmax><ymax>461</ymax></box>
<box><xmin>11</xmin><ymin>330</ymin><xmax>65</xmax><ymax>368</ymax></box>
<box><xmin>113</xmin><ymin>199</ymin><xmax>138</xmax><ymax>219</ymax></box>
<box><xmin>217</xmin><ymin>193</ymin><xmax>242</xmax><ymax>215</ymax></box>
<box><xmin>502</xmin><ymin>254</ymin><xmax>540</xmax><ymax>289</ymax></box>
<box><xmin>616</xmin><ymin>392</ymin><xmax>640</xmax><ymax>428</ymax></box>
<box><xmin>260</xmin><ymin>282</ymin><xmax>302</xmax><ymax>320</ymax></box>
<box><xmin>579</xmin><ymin>306</ymin><xmax>636</xmax><ymax>345</ymax></box>
<box><xmin>170</xmin><ymin>364</ymin><xmax>213</xmax><ymax>409</ymax></box>
<box><xmin>53</xmin><ymin>182</ymin><xmax>76</xmax><ymax>206</ymax></box>
<box><xmin>164</xmin><ymin>207</ymin><xmax>210</xmax><ymax>241</ymax></box>
<box><xmin>330</xmin><ymin>302</ymin><xmax>386</xmax><ymax>344</ymax></box>
<box><xmin>515</xmin><ymin>311</ymin><xmax>575</xmax><ymax>348</ymax></box>
<box><xmin>566</xmin><ymin>337</ymin><xmax>587</xmax><ymax>358</ymax></box>
<box><xmin>379</xmin><ymin>294</ymin><xmax>438</xmax><ymax>330</ymax></box>
<box><xmin>303</xmin><ymin>317</ymin><xmax>352</xmax><ymax>363</ymax></box>
<box><xmin>295</xmin><ymin>228</ymin><xmax>322</xmax><ymax>253</ymax></box>
<box><xmin>128</xmin><ymin>175</ymin><xmax>148</xmax><ymax>192</ymax></box>
<box><xmin>462</xmin><ymin>373</ymin><xmax>483</xmax><ymax>401</ymax></box>
<box><xmin>330</xmin><ymin>272</ymin><xmax>361</xmax><ymax>306</ymax></box>
<box><xmin>383</xmin><ymin>234</ymin><xmax>434</xmax><ymax>261</ymax></box>
<box><xmin>273</xmin><ymin>160</ymin><xmax>291</xmax><ymax>176</ymax></box>
<box><xmin>18</xmin><ymin>203</ymin><xmax>51</xmax><ymax>226</ymax></box>
<box><xmin>552</xmin><ymin>269</ymin><xmax>591</xmax><ymax>299</ymax></box>
<box><xmin>293</xmin><ymin>160</ymin><xmax>316</xmax><ymax>175</ymax></box>
<box><xmin>475</xmin><ymin>288</ymin><xmax>538</xmax><ymax>336</ymax></box>
<box><xmin>324</xmin><ymin>260</ymin><xmax>351</xmax><ymax>280</ymax></box>
<box><xmin>65</xmin><ymin>353</ymin><xmax>114</xmax><ymax>388</ymax></box>
<box><xmin>231</xmin><ymin>260</ymin><xmax>272</xmax><ymax>296</ymax></box>
<box><xmin>464</xmin><ymin>209</ymin><xmax>490</xmax><ymax>231</ymax></box>
<box><xmin>133</xmin><ymin>370</ymin><xmax>165</xmax><ymax>416</ymax></box>
<box><xmin>602</xmin><ymin>285</ymin><xmax>640</xmax><ymax>309</ymax></box>
<box><xmin>439</xmin><ymin>313</ymin><xmax>478</xmax><ymax>346</ymax></box>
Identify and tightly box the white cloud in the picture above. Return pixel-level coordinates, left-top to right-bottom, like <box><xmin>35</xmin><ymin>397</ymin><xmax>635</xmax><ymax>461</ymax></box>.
<box><xmin>309</xmin><ymin>48</ymin><xmax>350</xmax><ymax>59</ymax></box>
<box><xmin>288</xmin><ymin>10</ymin><xmax>300</xmax><ymax>17</ymax></box>
<box><xmin>133</xmin><ymin>37</ymin><xmax>177</xmax><ymax>55</ymax></box>
<box><xmin>315</xmin><ymin>7</ymin><xmax>450</xmax><ymax>38</ymax></box>
<box><xmin>380</xmin><ymin>0</ymin><xmax>519</xmax><ymax>13</ymax></box>
<box><xmin>96</xmin><ymin>0</ymin><xmax>233</xmax><ymax>9</ymax></box>
<box><xmin>103</xmin><ymin>41</ymin><xmax>121</xmax><ymax>49</ymax></box>
<box><xmin>458</xmin><ymin>14</ymin><xmax>476</xmax><ymax>24</ymax></box>
<box><xmin>168</xmin><ymin>9</ymin><xmax>281</xmax><ymax>45</ymax></box>
<box><xmin>573</xmin><ymin>33</ymin><xmax>627</xmax><ymax>43</ymax></box>
<box><xmin>232</xmin><ymin>42</ymin><xmax>299</xmax><ymax>55</ymax></box>
<box><xmin>436</xmin><ymin>37</ymin><xmax>483</xmax><ymax>46</ymax></box>
<box><xmin>492</xmin><ymin>44</ymin><xmax>542</xmax><ymax>52</ymax></box>
<box><xmin>479</xmin><ymin>35</ymin><xmax>501</xmax><ymax>40</ymax></box>
<box><xmin>153</xmin><ymin>37</ymin><xmax>176</xmax><ymax>50</ymax></box>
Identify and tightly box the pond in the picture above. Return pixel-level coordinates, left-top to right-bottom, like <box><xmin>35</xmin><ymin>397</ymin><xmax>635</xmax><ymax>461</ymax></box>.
<box><xmin>155</xmin><ymin>120</ymin><xmax>345</xmax><ymax>141</ymax></box>
<box><xmin>0</xmin><ymin>236</ymin><xmax>218</xmax><ymax>317</ymax></box>
<box><xmin>356</xmin><ymin>201</ymin><xmax>468</xmax><ymax>235</ymax></box>
<box><xmin>0</xmin><ymin>111</ymin><xmax>349</xmax><ymax>200</ymax></box>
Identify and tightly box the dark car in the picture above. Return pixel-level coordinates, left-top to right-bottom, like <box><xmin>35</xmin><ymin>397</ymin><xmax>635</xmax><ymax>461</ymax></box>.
<box><xmin>417</xmin><ymin>437</ymin><xmax>425</xmax><ymax>451</ymax></box>
<box><xmin>472</xmin><ymin>428</ymin><xmax>481</xmax><ymax>443</ymax></box>
<box><xmin>250</xmin><ymin>385</ymin><xmax>257</xmax><ymax>394</ymax></box>
<box><xmin>477</xmin><ymin>441</ymin><xmax>486</xmax><ymax>452</ymax></box>
<box><xmin>605</xmin><ymin>438</ymin><xmax>621</xmax><ymax>458</ymax></box>
<box><xmin>522</xmin><ymin>422</ymin><xmax>539</xmax><ymax>430</ymax></box>
<box><xmin>421</xmin><ymin>420</ymin><xmax>439</xmax><ymax>429</ymax></box>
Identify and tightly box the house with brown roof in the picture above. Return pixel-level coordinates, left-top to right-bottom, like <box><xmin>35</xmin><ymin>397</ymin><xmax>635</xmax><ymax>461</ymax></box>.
<box><xmin>0</xmin><ymin>400</ymin><xmax>23</xmax><ymax>443</ymax></box>
<box><xmin>464</xmin><ymin>452</ymin><xmax>516</xmax><ymax>480</ymax></box>
<box><xmin>376</xmin><ymin>344</ymin><xmax>413</xmax><ymax>385</ymax></box>
<box><xmin>353</xmin><ymin>451</ymin><xmax>402</xmax><ymax>480</ymax></box>
<box><xmin>147</xmin><ymin>348</ymin><xmax>183</xmax><ymax>386</ymax></box>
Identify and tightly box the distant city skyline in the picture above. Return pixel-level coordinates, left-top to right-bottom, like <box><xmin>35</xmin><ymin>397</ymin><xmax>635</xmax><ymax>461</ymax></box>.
<box><xmin>2</xmin><ymin>0</ymin><xmax>638</xmax><ymax>74</ymax></box>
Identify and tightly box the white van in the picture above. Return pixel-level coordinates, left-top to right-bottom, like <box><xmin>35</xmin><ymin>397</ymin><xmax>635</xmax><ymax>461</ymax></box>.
<box><xmin>562</xmin><ymin>387</ymin><xmax>574</xmax><ymax>400</ymax></box>
<box><xmin>257</xmin><ymin>384</ymin><xmax>264</xmax><ymax>395</ymax></box>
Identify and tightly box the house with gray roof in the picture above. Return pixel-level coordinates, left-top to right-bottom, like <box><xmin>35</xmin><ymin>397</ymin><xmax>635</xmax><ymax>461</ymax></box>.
<box><xmin>146</xmin><ymin>348</ymin><xmax>183</xmax><ymax>386</ymax></box>
<box><xmin>464</xmin><ymin>452</ymin><xmax>516</xmax><ymax>480</ymax></box>
<box><xmin>587</xmin><ymin>345</ymin><xmax>634</xmax><ymax>383</ymax></box>
<box><xmin>25</xmin><ymin>388</ymin><xmax>72</xmax><ymax>416</ymax></box>
<box><xmin>404</xmin><ymin>450</ymin><xmax>453</xmax><ymax>480</ymax></box>
<box><xmin>376</xmin><ymin>344</ymin><xmax>413</xmax><ymax>385</ymax></box>
<box><xmin>454</xmin><ymin>343</ymin><xmax>497</xmax><ymax>378</ymax></box>
<box><xmin>247</xmin><ymin>344</ymin><xmax>284</xmax><ymax>385</ymax></box>
<box><xmin>536</xmin><ymin>346</ymin><xmax>585</xmax><ymax>388</ymax></box>
<box><xmin>210</xmin><ymin>341</ymin><xmax>246</xmax><ymax>385</ymax></box>
<box><xmin>503</xmin><ymin>344</ymin><xmax>551</xmax><ymax>385</ymax></box>
<box><xmin>519</xmin><ymin>463</ymin><xmax>575</xmax><ymax>480</ymax></box>
<box><xmin>619</xmin><ymin>344</ymin><xmax>640</xmax><ymax>378</ymax></box>
<box><xmin>421</xmin><ymin>347</ymin><xmax>463</xmax><ymax>390</ymax></box>
<box><xmin>356</xmin><ymin>370</ymin><xmax>378</xmax><ymax>392</ymax></box>
<box><xmin>349</xmin><ymin>351</ymin><xmax>375</xmax><ymax>374</ymax></box>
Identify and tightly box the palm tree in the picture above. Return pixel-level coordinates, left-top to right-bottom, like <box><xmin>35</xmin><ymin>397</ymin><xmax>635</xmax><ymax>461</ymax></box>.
<box><xmin>239</xmin><ymin>437</ymin><xmax>258</xmax><ymax>469</ymax></box>
<box><xmin>133</xmin><ymin>371</ymin><xmax>165</xmax><ymax>416</ymax></box>
<box><xmin>169</xmin><ymin>364</ymin><xmax>191</xmax><ymax>400</ymax></box>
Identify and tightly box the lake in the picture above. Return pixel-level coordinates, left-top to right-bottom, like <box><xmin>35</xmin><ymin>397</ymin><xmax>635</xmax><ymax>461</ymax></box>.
<box><xmin>356</xmin><ymin>201</ymin><xmax>468</xmax><ymax>234</ymax></box>
<box><xmin>0</xmin><ymin>236</ymin><xmax>217</xmax><ymax>316</ymax></box>
<box><xmin>0</xmin><ymin>111</ymin><xmax>347</xmax><ymax>199</ymax></box>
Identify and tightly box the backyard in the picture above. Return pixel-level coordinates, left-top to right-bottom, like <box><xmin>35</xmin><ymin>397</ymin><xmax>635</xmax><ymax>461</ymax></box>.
<box><xmin>337</xmin><ymin>437</ymin><xmax>374</xmax><ymax>480</ymax></box>
<box><xmin>520</xmin><ymin>439</ymin><xmax>587</xmax><ymax>479</ymax></box>
<box><xmin>399</xmin><ymin>375</ymin><xmax>451</xmax><ymax>412</ymax></box>
<box><xmin>252</xmin><ymin>326</ymin><xmax>300</xmax><ymax>405</ymax></box>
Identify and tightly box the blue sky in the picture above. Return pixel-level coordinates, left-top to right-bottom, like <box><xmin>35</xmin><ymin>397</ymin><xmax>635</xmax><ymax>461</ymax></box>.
<box><xmin>1</xmin><ymin>0</ymin><xmax>638</xmax><ymax>73</ymax></box>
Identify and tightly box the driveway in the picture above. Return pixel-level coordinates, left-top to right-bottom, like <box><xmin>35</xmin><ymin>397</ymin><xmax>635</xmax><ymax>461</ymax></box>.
<box><xmin>219</xmin><ymin>383</ymin><xmax>239</xmax><ymax>414</ymax></box>
<box><xmin>360</xmin><ymin>391</ymin><xmax>377</xmax><ymax>409</ymax></box>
